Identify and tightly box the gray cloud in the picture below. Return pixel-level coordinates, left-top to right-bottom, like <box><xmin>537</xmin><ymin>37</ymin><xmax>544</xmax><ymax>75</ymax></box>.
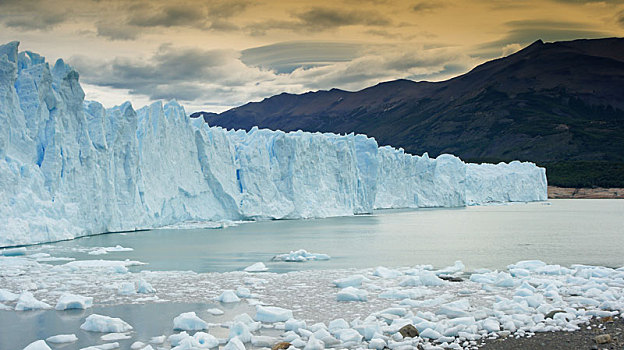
<box><xmin>128</xmin><ymin>3</ymin><xmax>207</xmax><ymax>28</ymax></box>
<box><xmin>474</xmin><ymin>19</ymin><xmax>611</xmax><ymax>58</ymax></box>
<box><xmin>0</xmin><ymin>0</ymin><xmax>69</xmax><ymax>30</ymax></box>
<box><xmin>70</xmin><ymin>41</ymin><xmax>473</xmax><ymax>111</ymax></box>
<box><xmin>241</xmin><ymin>41</ymin><xmax>364</xmax><ymax>73</ymax></box>
<box><xmin>96</xmin><ymin>20</ymin><xmax>142</xmax><ymax>40</ymax></box>
<box><xmin>412</xmin><ymin>1</ymin><xmax>445</xmax><ymax>12</ymax></box>
<box><xmin>245</xmin><ymin>7</ymin><xmax>392</xmax><ymax>35</ymax></box>
<box><xmin>295</xmin><ymin>7</ymin><xmax>391</xmax><ymax>29</ymax></box>
<box><xmin>618</xmin><ymin>11</ymin><xmax>624</xmax><ymax>28</ymax></box>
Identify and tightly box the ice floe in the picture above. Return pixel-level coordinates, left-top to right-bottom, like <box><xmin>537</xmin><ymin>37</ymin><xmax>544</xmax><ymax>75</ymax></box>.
<box><xmin>55</xmin><ymin>293</ymin><xmax>93</xmax><ymax>310</ymax></box>
<box><xmin>45</xmin><ymin>334</ymin><xmax>78</xmax><ymax>343</ymax></box>
<box><xmin>80</xmin><ymin>314</ymin><xmax>133</xmax><ymax>333</ymax></box>
<box><xmin>272</xmin><ymin>249</ymin><xmax>330</xmax><ymax>262</ymax></box>
<box><xmin>173</xmin><ymin>311</ymin><xmax>208</xmax><ymax>331</ymax></box>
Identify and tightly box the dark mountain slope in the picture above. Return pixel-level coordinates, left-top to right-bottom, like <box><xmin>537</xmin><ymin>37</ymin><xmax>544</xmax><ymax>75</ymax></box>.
<box><xmin>194</xmin><ymin>38</ymin><xmax>624</xmax><ymax>187</ymax></box>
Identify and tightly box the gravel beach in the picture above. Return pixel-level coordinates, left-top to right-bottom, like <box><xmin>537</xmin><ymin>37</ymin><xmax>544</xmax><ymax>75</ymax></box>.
<box><xmin>480</xmin><ymin>316</ymin><xmax>623</xmax><ymax>350</ymax></box>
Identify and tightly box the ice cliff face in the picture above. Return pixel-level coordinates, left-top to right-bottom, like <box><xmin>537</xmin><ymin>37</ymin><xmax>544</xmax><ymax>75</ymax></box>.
<box><xmin>0</xmin><ymin>42</ymin><xmax>547</xmax><ymax>247</ymax></box>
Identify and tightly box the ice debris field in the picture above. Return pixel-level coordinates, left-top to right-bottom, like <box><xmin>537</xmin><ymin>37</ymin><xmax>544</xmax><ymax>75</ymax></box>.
<box><xmin>0</xmin><ymin>41</ymin><xmax>547</xmax><ymax>247</ymax></box>
<box><xmin>3</xmin><ymin>252</ymin><xmax>624</xmax><ymax>350</ymax></box>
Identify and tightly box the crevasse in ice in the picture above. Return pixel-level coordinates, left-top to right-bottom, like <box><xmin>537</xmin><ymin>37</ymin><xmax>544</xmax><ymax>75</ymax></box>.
<box><xmin>0</xmin><ymin>42</ymin><xmax>547</xmax><ymax>247</ymax></box>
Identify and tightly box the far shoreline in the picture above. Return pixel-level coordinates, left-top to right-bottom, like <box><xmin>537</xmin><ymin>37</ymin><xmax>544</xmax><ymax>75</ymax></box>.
<box><xmin>548</xmin><ymin>186</ymin><xmax>624</xmax><ymax>199</ymax></box>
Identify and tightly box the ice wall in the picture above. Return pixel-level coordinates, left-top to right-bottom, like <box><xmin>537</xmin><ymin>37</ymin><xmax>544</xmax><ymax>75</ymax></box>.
<box><xmin>0</xmin><ymin>42</ymin><xmax>547</xmax><ymax>247</ymax></box>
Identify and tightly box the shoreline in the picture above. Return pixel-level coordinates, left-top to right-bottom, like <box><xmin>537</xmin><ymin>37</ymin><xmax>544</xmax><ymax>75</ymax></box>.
<box><xmin>548</xmin><ymin>186</ymin><xmax>624</xmax><ymax>199</ymax></box>
<box><xmin>481</xmin><ymin>315</ymin><xmax>622</xmax><ymax>349</ymax></box>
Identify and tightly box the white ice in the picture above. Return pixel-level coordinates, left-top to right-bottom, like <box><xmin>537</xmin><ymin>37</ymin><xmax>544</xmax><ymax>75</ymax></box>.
<box><xmin>15</xmin><ymin>291</ymin><xmax>51</xmax><ymax>311</ymax></box>
<box><xmin>45</xmin><ymin>334</ymin><xmax>78</xmax><ymax>343</ymax></box>
<box><xmin>0</xmin><ymin>41</ymin><xmax>547</xmax><ymax>248</ymax></box>
<box><xmin>272</xmin><ymin>249</ymin><xmax>330</xmax><ymax>262</ymax></box>
<box><xmin>23</xmin><ymin>340</ymin><xmax>51</xmax><ymax>350</ymax></box>
<box><xmin>55</xmin><ymin>293</ymin><xmax>93</xmax><ymax>310</ymax></box>
<box><xmin>80</xmin><ymin>314</ymin><xmax>133</xmax><ymax>333</ymax></box>
<box><xmin>254</xmin><ymin>305</ymin><xmax>294</xmax><ymax>323</ymax></box>
<box><xmin>173</xmin><ymin>311</ymin><xmax>208</xmax><ymax>331</ymax></box>
<box><xmin>243</xmin><ymin>262</ymin><xmax>268</xmax><ymax>272</ymax></box>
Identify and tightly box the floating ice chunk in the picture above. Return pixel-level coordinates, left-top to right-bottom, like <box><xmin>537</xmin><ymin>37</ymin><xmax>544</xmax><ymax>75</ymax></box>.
<box><xmin>168</xmin><ymin>332</ymin><xmax>191</xmax><ymax>347</ymax></box>
<box><xmin>251</xmin><ymin>335</ymin><xmax>277</xmax><ymax>347</ymax></box>
<box><xmin>80</xmin><ymin>342</ymin><xmax>120</xmax><ymax>350</ymax></box>
<box><xmin>419</xmin><ymin>328</ymin><xmax>442</xmax><ymax>340</ymax></box>
<box><xmin>244</xmin><ymin>262</ymin><xmax>268</xmax><ymax>272</ymax></box>
<box><xmin>137</xmin><ymin>279</ymin><xmax>155</xmax><ymax>294</ymax></box>
<box><xmin>373</xmin><ymin>266</ymin><xmax>402</xmax><ymax>279</ymax></box>
<box><xmin>398</xmin><ymin>276</ymin><xmax>422</xmax><ymax>287</ymax></box>
<box><xmin>0</xmin><ymin>288</ymin><xmax>18</xmax><ymax>301</ymax></box>
<box><xmin>229</xmin><ymin>322</ymin><xmax>252</xmax><ymax>342</ymax></box>
<box><xmin>236</xmin><ymin>287</ymin><xmax>252</xmax><ymax>298</ymax></box>
<box><xmin>333</xmin><ymin>275</ymin><xmax>369</xmax><ymax>288</ymax></box>
<box><xmin>55</xmin><ymin>293</ymin><xmax>93</xmax><ymax>310</ymax></box>
<box><xmin>173</xmin><ymin>312</ymin><xmax>208</xmax><ymax>331</ymax></box>
<box><xmin>118</xmin><ymin>282</ymin><xmax>136</xmax><ymax>295</ymax></box>
<box><xmin>335</xmin><ymin>328</ymin><xmax>363</xmax><ymax>343</ymax></box>
<box><xmin>285</xmin><ymin>318</ymin><xmax>306</xmax><ymax>331</ymax></box>
<box><xmin>64</xmin><ymin>260</ymin><xmax>145</xmax><ymax>274</ymax></box>
<box><xmin>419</xmin><ymin>270</ymin><xmax>446</xmax><ymax>286</ymax></box>
<box><xmin>23</xmin><ymin>340</ymin><xmax>51</xmax><ymax>350</ymax></box>
<box><xmin>101</xmin><ymin>333</ymin><xmax>131</xmax><ymax>341</ymax></box>
<box><xmin>15</xmin><ymin>291</ymin><xmax>52</xmax><ymax>311</ymax></box>
<box><xmin>223</xmin><ymin>337</ymin><xmax>245</xmax><ymax>350</ymax></box>
<box><xmin>482</xmin><ymin>318</ymin><xmax>501</xmax><ymax>333</ymax></box>
<box><xmin>216</xmin><ymin>290</ymin><xmax>241</xmax><ymax>303</ymax></box>
<box><xmin>328</xmin><ymin>318</ymin><xmax>350</xmax><ymax>333</ymax></box>
<box><xmin>46</xmin><ymin>334</ymin><xmax>78</xmax><ymax>344</ymax></box>
<box><xmin>80</xmin><ymin>314</ymin><xmax>133</xmax><ymax>333</ymax></box>
<box><xmin>89</xmin><ymin>245</ymin><xmax>134</xmax><ymax>255</ymax></box>
<box><xmin>509</xmin><ymin>268</ymin><xmax>530</xmax><ymax>277</ymax></box>
<box><xmin>149</xmin><ymin>335</ymin><xmax>165</xmax><ymax>344</ymax></box>
<box><xmin>508</xmin><ymin>260</ymin><xmax>546</xmax><ymax>271</ymax></box>
<box><xmin>130</xmin><ymin>342</ymin><xmax>146</xmax><ymax>350</ymax></box>
<box><xmin>193</xmin><ymin>331</ymin><xmax>219</xmax><ymax>348</ymax></box>
<box><xmin>3</xmin><ymin>247</ymin><xmax>27</xmax><ymax>256</ymax></box>
<box><xmin>494</xmin><ymin>272</ymin><xmax>516</xmax><ymax>287</ymax></box>
<box><xmin>207</xmin><ymin>308</ymin><xmax>224</xmax><ymax>315</ymax></box>
<box><xmin>304</xmin><ymin>335</ymin><xmax>325</xmax><ymax>350</ymax></box>
<box><xmin>435</xmin><ymin>261</ymin><xmax>465</xmax><ymax>275</ymax></box>
<box><xmin>254</xmin><ymin>305</ymin><xmax>293</xmax><ymax>322</ymax></box>
<box><xmin>337</xmin><ymin>287</ymin><xmax>368</xmax><ymax>302</ymax></box>
<box><xmin>369</xmin><ymin>338</ymin><xmax>386</xmax><ymax>349</ymax></box>
<box><xmin>272</xmin><ymin>249</ymin><xmax>330</xmax><ymax>262</ymax></box>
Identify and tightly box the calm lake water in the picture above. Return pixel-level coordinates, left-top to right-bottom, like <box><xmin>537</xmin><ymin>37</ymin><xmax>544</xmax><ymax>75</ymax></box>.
<box><xmin>36</xmin><ymin>199</ymin><xmax>624</xmax><ymax>273</ymax></box>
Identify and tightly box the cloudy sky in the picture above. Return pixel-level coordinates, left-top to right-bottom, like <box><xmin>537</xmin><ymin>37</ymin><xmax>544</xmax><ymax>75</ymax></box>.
<box><xmin>1</xmin><ymin>0</ymin><xmax>622</xmax><ymax>113</ymax></box>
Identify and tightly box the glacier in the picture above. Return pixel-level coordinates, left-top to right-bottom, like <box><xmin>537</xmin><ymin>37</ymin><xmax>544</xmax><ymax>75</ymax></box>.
<box><xmin>0</xmin><ymin>42</ymin><xmax>547</xmax><ymax>247</ymax></box>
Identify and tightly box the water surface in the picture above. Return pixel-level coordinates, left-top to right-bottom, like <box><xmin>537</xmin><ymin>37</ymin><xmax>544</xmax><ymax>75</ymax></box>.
<box><xmin>36</xmin><ymin>199</ymin><xmax>624</xmax><ymax>273</ymax></box>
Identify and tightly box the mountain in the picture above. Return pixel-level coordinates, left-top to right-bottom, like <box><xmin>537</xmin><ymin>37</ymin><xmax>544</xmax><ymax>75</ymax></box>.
<box><xmin>194</xmin><ymin>38</ymin><xmax>624</xmax><ymax>188</ymax></box>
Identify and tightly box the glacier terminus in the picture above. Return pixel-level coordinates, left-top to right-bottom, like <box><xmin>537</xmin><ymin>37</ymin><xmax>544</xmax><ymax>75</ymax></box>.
<box><xmin>0</xmin><ymin>42</ymin><xmax>547</xmax><ymax>247</ymax></box>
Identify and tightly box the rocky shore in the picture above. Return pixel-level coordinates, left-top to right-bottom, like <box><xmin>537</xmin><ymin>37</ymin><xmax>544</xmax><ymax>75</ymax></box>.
<box><xmin>481</xmin><ymin>315</ymin><xmax>623</xmax><ymax>350</ymax></box>
<box><xmin>548</xmin><ymin>187</ymin><xmax>624</xmax><ymax>199</ymax></box>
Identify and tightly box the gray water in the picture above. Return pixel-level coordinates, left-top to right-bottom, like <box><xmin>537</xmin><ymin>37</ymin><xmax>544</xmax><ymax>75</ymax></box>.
<box><xmin>0</xmin><ymin>302</ymin><xmax>256</xmax><ymax>349</ymax></box>
<box><xmin>36</xmin><ymin>199</ymin><xmax>624</xmax><ymax>273</ymax></box>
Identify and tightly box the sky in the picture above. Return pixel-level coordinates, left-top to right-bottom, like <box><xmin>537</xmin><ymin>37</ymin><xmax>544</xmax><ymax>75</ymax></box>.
<box><xmin>0</xmin><ymin>0</ymin><xmax>623</xmax><ymax>113</ymax></box>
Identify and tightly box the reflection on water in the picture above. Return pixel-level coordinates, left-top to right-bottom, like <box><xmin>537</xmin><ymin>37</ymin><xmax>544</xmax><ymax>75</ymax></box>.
<box><xmin>34</xmin><ymin>199</ymin><xmax>624</xmax><ymax>273</ymax></box>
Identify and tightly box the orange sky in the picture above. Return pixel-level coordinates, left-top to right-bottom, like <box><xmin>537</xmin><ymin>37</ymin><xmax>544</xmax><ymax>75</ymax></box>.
<box><xmin>0</xmin><ymin>0</ymin><xmax>622</xmax><ymax>112</ymax></box>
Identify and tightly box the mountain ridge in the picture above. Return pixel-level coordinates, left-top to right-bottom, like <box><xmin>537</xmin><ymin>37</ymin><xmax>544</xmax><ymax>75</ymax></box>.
<box><xmin>194</xmin><ymin>38</ymin><xmax>624</xmax><ymax>187</ymax></box>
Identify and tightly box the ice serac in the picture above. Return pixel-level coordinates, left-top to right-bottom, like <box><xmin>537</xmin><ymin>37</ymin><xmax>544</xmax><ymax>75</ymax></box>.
<box><xmin>0</xmin><ymin>43</ymin><xmax>548</xmax><ymax>247</ymax></box>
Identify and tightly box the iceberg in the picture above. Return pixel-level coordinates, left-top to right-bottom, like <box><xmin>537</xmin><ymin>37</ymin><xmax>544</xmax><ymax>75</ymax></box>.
<box><xmin>0</xmin><ymin>42</ymin><xmax>547</xmax><ymax>247</ymax></box>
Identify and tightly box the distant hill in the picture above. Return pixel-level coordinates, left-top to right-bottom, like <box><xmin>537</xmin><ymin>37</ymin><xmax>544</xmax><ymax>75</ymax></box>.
<box><xmin>193</xmin><ymin>38</ymin><xmax>624</xmax><ymax>188</ymax></box>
